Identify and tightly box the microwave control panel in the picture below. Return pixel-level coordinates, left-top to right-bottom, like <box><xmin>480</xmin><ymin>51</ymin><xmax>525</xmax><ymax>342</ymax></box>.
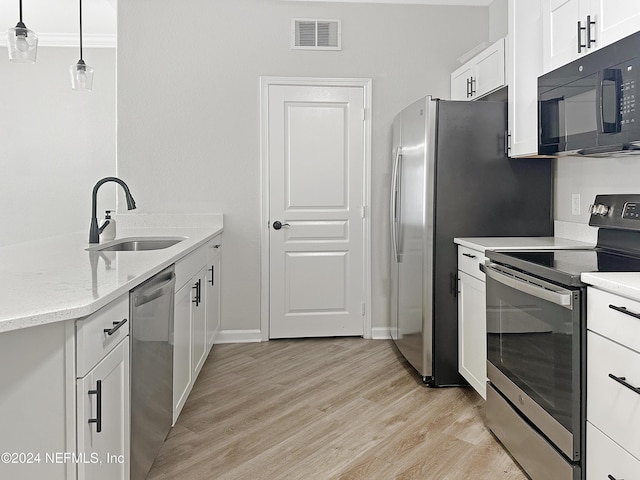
<box><xmin>620</xmin><ymin>64</ymin><xmax>637</xmax><ymax>123</ymax></box>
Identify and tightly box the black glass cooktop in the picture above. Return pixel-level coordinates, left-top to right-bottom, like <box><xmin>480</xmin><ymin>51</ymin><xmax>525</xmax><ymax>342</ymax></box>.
<box><xmin>486</xmin><ymin>248</ymin><xmax>640</xmax><ymax>286</ymax></box>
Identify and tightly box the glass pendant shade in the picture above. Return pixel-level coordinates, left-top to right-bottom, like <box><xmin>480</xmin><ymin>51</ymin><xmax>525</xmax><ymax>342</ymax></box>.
<box><xmin>70</xmin><ymin>60</ymin><xmax>94</xmax><ymax>91</ymax></box>
<box><xmin>7</xmin><ymin>22</ymin><xmax>38</xmax><ymax>63</ymax></box>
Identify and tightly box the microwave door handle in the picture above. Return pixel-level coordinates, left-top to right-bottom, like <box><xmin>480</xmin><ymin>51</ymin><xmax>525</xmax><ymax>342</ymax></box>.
<box><xmin>600</xmin><ymin>68</ymin><xmax>623</xmax><ymax>134</ymax></box>
<box><xmin>485</xmin><ymin>264</ymin><xmax>574</xmax><ymax>310</ymax></box>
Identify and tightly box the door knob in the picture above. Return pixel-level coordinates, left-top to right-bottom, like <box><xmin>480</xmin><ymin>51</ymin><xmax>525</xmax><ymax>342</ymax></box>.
<box><xmin>272</xmin><ymin>221</ymin><xmax>290</xmax><ymax>230</ymax></box>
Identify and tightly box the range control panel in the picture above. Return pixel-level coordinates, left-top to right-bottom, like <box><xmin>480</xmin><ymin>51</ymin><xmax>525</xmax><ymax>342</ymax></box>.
<box><xmin>589</xmin><ymin>194</ymin><xmax>640</xmax><ymax>230</ymax></box>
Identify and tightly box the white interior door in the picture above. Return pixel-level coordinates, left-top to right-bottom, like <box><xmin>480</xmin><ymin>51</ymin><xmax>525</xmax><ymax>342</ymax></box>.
<box><xmin>266</xmin><ymin>82</ymin><xmax>366</xmax><ymax>339</ymax></box>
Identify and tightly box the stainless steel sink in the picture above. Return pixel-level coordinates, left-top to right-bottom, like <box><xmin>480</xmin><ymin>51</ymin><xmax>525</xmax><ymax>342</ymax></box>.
<box><xmin>89</xmin><ymin>237</ymin><xmax>185</xmax><ymax>252</ymax></box>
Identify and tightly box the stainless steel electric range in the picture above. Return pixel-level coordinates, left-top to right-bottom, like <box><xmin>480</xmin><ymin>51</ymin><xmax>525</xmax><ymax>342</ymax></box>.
<box><xmin>483</xmin><ymin>194</ymin><xmax>640</xmax><ymax>480</ymax></box>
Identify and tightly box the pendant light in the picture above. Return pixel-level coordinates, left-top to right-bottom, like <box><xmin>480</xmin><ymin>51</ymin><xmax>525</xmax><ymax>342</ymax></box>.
<box><xmin>6</xmin><ymin>0</ymin><xmax>38</xmax><ymax>63</ymax></box>
<box><xmin>70</xmin><ymin>0</ymin><xmax>93</xmax><ymax>91</ymax></box>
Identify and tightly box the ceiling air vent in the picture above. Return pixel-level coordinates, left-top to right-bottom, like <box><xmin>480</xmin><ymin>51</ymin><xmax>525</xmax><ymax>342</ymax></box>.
<box><xmin>291</xmin><ymin>18</ymin><xmax>341</xmax><ymax>51</ymax></box>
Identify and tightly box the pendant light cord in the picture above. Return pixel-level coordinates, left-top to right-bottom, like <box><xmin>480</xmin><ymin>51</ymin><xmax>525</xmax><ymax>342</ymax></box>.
<box><xmin>19</xmin><ymin>0</ymin><xmax>23</xmax><ymax>23</ymax></box>
<box><xmin>79</xmin><ymin>0</ymin><xmax>83</xmax><ymax>61</ymax></box>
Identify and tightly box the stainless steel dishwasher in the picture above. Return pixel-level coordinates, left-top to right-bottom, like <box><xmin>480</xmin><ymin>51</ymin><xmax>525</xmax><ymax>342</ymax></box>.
<box><xmin>130</xmin><ymin>265</ymin><xmax>176</xmax><ymax>480</ymax></box>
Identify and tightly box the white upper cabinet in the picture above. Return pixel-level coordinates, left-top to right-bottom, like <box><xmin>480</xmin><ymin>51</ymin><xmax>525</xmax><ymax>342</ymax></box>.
<box><xmin>451</xmin><ymin>38</ymin><xmax>505</xmax><ymax>101</ymax></box>
<box><xmin>592</xmin><ymin>0</ymin><xmax>640</xmax><ymax>46</ymax></box>
<box><xmin>507</xmin><ymin>0</ymin><xmax>544</xmax><ymax>157</ymax></box>
<box><xmin>451</xmin><ymin>64</ymin><xmax>475</xmax><ymax>101</ymax></box>
<box><xmin>542</xmin><ymin>0</ymin><xmax>640</xmax><ymax>73</ymax></box>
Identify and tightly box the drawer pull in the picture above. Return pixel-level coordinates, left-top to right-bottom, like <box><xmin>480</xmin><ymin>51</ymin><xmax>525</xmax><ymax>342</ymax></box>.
<box><xmin>103</xmin><ymin>318</ymin><xmax>127</xmax><ymax>336</ymax></box>
<box><xmin>88</xmin><ymin>380</ymin><xmax>102</xmax><ymax>433</ymax></box>
<box><xmin>607</xmin><ymin>475</ymin><xmax>622</xmax><ymax>480</ymax></box>
<box><xmin>608</xmin><ymin>373</ymin><xmax>640</xmax><ymax>395</ymax></box>
<box><xmin>609</xmin><ymin>304</ymin><xmax>640</xmax><ymax>319</ymax></box>
<box><xmin>462</xmin><ymin>253</ymin><xmax>477</xmax><ymax>259</ymax></box>
<box><xmin>192</xmin><ymin>279</ymin><xmax>202</xmax><ymax>306</ymax></box>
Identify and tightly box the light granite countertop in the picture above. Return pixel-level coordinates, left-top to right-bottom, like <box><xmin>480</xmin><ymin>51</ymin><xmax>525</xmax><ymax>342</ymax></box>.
<box><xmin>581</xmin><ymin>272</ymin><xmax>640</xmax><ymax>302</ymax></box>
<box><xmin>0</xmin><ymin>214</ymin><xmax>223</xmax><ymax>333</ymax></box>
<box><xmin>454</xmin><ymin>236</ymin><xmax>595</xmax><ymax>252</ymax></box>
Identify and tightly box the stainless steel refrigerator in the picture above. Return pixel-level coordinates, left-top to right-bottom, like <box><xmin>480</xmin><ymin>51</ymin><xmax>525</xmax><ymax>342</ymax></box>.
<box><xmin>389</xmin><ymin>96</ymin><xmax>553</xmax><ymax>386</ymax></box>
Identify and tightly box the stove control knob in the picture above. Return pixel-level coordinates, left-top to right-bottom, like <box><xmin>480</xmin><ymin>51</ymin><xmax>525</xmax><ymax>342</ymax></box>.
<box><xmin>590</xmin><ymin>204</ymin><xmax>610</xmax><ymax>216</ymax></box>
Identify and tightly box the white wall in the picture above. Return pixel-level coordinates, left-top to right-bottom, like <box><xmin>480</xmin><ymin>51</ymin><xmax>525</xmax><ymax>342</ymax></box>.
<box><xmin>489</xmin><ymin>0</ymin><xmax>508</xmax><ymax>42</ymax></box>
<box><xmin>556</xmin><ymin>157</ymin><xmax>640</xmax><ymax>224</ymax></box>
<box><xmin>0</xmin><ymin>47</ymin><xmax>117</xmax><ymax>246</ymax></box>
<box><xmin>117</xmin><ymin>0</ymin><xmax>490</xmax><ymax>332</ymax></box>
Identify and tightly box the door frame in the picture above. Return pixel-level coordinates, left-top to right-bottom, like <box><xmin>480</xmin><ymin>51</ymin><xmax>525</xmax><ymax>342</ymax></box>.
<box><xmin>259</xmin><ymin>76</ymin><xmax>372</xmax><ymax>341</ymax></box>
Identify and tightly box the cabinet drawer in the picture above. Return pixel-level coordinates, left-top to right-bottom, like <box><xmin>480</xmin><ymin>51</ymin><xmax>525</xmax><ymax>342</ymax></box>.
<box><xmin>587</xmin><ymin>331</ymin><xmax>640</xmax><ymax>459</ymax></box>
<box><xmin>587</xmin><ymin>287</ymin><xmax>640</xmax><ymax>353</ymax></box>
<box><xmin>204</xmin><ymin>236</ymin><xmax>222</xmax><ymax>262</ymax></box>
<box><xmin>175</xmin><ymin>246</ymin><xmax>207</xmax><ymax>291</ymax></box>
<box><xmin>586</xmin><ymin>422</ymin><xmax>640</xmax><ymax>480</ymax></box>
<box><xmin>76</xmin><ymin>294</ymin><xmax>129</xmax><ymax>378</ymax></box>
<box><xmin>457</xmin><ymin>246</ymin><xmax>486</xmax><ymax>281</ymax></box>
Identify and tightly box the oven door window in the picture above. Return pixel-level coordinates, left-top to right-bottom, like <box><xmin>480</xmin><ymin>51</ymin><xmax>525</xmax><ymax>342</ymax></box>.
<box><xmin>486</xmin><ymin>270</ymin><xmax>580</xmax><ymax>433</ymax></box>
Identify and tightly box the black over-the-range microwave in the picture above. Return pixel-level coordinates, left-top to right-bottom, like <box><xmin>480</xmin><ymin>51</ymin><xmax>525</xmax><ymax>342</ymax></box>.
<box><xmin>538</xmin><ymin>30</ymin><xmax>640</xmax><ymax>157</ymax></box>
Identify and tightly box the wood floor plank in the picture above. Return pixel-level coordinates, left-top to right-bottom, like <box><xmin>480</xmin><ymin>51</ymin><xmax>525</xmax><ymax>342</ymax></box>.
<box><xmin>146</xmin><ymin>338</ymin><xmax>528</xmax><ymax>480</ymax></box>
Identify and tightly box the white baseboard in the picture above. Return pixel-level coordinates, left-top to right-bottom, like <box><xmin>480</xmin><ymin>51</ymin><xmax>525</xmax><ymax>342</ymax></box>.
<box><xmin>371</xmin><ymin>327</ymin><xmax>391</xmax><ymax>340</ymax></box>
<box><xmin>214</xmin><ymin>329</ymin><xmax>263</xmax><ymax>344</ymax></box>
<box><xmin>214</xmin><ymin>329</ymin><xmax>389</xmax><ymax>342</ymax></box>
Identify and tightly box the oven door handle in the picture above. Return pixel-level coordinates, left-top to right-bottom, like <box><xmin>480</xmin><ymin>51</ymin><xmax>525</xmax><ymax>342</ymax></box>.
<box><xmin>485</xmin><ymin>263</ymin><xmax>574</xmax><ymax>310</ymax></box>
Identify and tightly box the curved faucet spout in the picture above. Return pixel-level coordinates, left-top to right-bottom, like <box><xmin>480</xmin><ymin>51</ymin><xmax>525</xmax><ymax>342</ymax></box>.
<box><xmin>89</xmin><ymin>177</ymin><xmax>137</xmax><ymax>243</ymax></box>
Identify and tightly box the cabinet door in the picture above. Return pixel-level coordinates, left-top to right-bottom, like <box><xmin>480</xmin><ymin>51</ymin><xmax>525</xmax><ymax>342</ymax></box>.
<box><xmin>205</xmin><ymin>254</ymin><xmax>221</xmax><ymax>352</ymax></box>
<box><xmin>451</xmin><ymin>64</ymin><xmax>474</xmax><ymax>100</ymax></box>
<box><xmin>508</xmin><ymin>0</ymin><xmax>544</xmax><ymax>157</ymax></box>
<box><xmin>542</xmin><ymin>0</ymin><xmax>588</xmax><ymax>72</ymax></box>
<box><xmin>77</xmin><ymin>338</ymin><xmax>130</xmax><ymax>480</ymax></box>
<box><xmin>587</xmin><ymin>331</ymin><xmax>640</xmax><ymax>460</ymax></box>
<box><xmin>474</xmin><ymin>38</ymin><xmax>505</xmax><ymax>99</ymax></box>
<box><xmin>586</xmin><ymin>421</ymin><xmax>640</xmax><ymax>480</ymax></box>
<box><xmin>191</xmin><ymin>269</ymin><xmax>207</xmax><ymax>379</ymax></box>
<box><xmin>591</xmin><ymin>0</ymin><xmax>640</xmax><ymax>48</ymax></box>
<box><xmin>458</xmin><ymin>271</ymin><xmax>487</xmax><ymax>399</ymax></box>
<box><xmin>173</xmin><ymin>282</ymin><xmax>192</xmax><ymax>424</ymax></box>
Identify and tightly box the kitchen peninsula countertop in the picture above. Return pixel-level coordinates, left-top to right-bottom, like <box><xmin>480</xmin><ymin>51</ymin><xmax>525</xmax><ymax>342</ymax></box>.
<box><xmin>0</xmin><ymin>214</ymin><xmax>222</xmax><ymax>333</ymax></box>
<box><xmin>454</xmin><ymin>236</ymin><xmax>594</xmax><ymax>252</ymax></box>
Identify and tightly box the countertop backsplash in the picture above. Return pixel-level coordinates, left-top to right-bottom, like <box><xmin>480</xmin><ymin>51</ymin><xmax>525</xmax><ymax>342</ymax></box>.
<box><xmin>554</xmin><ymin>220</ymin><xmax>599</xmax><ymax>244</ymax></box>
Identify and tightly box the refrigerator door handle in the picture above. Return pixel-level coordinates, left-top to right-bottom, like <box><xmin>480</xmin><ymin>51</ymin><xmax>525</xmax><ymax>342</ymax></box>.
<box><xmin>390</xmin><ymin>146</ymin><xmax>402</xmax><ymax>262</ymax></box>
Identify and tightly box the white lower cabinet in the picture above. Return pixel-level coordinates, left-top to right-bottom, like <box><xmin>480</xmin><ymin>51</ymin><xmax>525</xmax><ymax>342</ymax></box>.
<box><xmin>586</xmin><ymin>286</ymin><xmax>640</xmax><ymax>478</ymax></box>
<box><xmin>76</xmin><ymin>293</ymin><xmax>130</xmax><ymax>480</ymax></box>
<box><xmin>587</xmin><ymin>422</ymin><xmax>640</xmax><ymax>480</ymax></box>
<box><xmin>0</xmin><ymin>232</ymin><xmax>223</xmax><ymax>480</ymax></box>
<box><xmin>191</xmin><ymin>268</ymin><xmax>208</xmax><ymax>381</ymax></box>
<box><xmin>205</xmin><ymin>248</ymin><xmax>222</xmax><ymax>351</ymax></box>
<box><xmin>173</xmin><ymin>280</ymin><xmax>194</xmax><ymax>424</ymax></box>
<box><xmin>173</xmin><ymin>235</ymin><xmax>223</xmax><ymax>423</ymax></box>
<box><xmin>457</xmin><ymin>245</ymin><xmax>487</xmax><ymax>399</ymax></box>
<box><xmin>77</xmin><ymin>338</ymin><xmax>130</xmax><ymax>480</ymax></box>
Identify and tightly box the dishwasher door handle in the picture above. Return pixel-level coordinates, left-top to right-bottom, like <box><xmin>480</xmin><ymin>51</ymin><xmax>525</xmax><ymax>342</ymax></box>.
<box><xmin>134</xmin><ymin>274</ymin><xmax>177</xmax><ymax>307</ymax></box>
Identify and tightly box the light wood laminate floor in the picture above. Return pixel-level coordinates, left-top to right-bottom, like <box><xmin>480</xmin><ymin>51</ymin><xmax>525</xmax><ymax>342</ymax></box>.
<box><xmin>147</xmin><ymin>338</ymin><xmax>528</xmax><ymax>480</ymax></box>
